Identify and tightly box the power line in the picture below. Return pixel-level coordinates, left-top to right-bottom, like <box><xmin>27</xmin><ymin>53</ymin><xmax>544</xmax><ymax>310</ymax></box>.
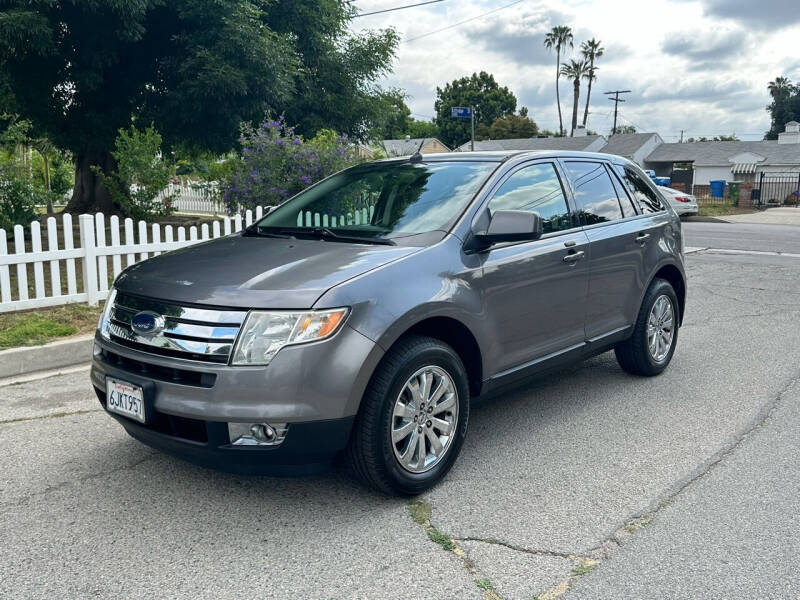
<box><xmin>403</xmin><ymin>0</ymin><xmax>526</xmax><ymax>43</ymax></box>
<box><xmin>355</xmin><ymin>0</ymin><xmax>446</xmax><ymax>18</ymax></box>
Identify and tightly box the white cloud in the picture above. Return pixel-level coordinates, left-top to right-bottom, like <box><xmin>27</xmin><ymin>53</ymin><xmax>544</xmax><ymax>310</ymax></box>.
<box><xmin>351</xmin><ymin>0</ymin><xmax>800</xmax><ymax>140</ymax></box>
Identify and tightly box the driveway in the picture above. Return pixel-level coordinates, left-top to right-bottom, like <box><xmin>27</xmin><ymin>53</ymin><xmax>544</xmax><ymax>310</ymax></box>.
<box><xmin>2</xmin><ymin>224</ymin><xmax>800</xmax><ymax>599</ymax></box>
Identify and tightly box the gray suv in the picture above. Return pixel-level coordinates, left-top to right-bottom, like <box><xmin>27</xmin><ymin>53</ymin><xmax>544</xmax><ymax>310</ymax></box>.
<box><xmin>92</xmin><ymin>150</ymin><xmax>686</xmax><ymax>495</ymax></box>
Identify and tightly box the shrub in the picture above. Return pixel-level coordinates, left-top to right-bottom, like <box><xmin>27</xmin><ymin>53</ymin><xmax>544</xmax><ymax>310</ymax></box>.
<box><xmin>222</xmin><ymin>117</ymin><xmax>360</xmax><ymax>212</ymax></box>
<box><xmin>95</xmin><ymin>124</ymin><xmax>174</xmax><ymax>221</ymax></box>
<box><xmin>0</xmin><ymin>165</ymin><xmax>40</xmax><ymax>231</ymax></box>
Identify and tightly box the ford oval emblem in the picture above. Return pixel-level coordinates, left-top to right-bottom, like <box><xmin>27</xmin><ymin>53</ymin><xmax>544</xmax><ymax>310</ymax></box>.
<box><xmin>130</xmin><ymin>311</ymin><xmax>165</xmax><ymax>336</ymax></box>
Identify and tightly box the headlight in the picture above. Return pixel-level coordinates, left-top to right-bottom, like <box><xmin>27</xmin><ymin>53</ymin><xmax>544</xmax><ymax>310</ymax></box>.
<box><xmin>230</xmin><ymin>308</ymin><xmax>349</xmax><ymax>366</ymax></box>
<box><xmin>98</xmin><ymin>288</ymin><xmax>117</xmax><ymax>340</ymax></box>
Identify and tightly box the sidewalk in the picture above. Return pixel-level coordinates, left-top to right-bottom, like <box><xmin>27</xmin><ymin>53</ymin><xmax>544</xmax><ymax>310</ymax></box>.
<box><xmin>720</xmin><ymin>206</ymin><xmax>800</xmax><ymax>226</ymax></box>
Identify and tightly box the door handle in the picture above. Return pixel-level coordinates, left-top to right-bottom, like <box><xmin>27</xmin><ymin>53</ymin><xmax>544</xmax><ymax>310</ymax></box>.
<box><xmin>636</xmin><ymin>232</ymin><xmax>651</xmax><ymax>244</ymax></box>
<box><xmin>563</xmin><ymin>250</ymin><xmax>585</xmax><ymax>264</ymax></box>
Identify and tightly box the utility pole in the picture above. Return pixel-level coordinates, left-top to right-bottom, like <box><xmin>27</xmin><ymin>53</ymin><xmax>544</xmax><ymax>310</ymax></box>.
<box><xmin>604</xmin><ymin>90</ymin><xmax>631</xmax><ymax>135</ymax></box>
<box><xmin>470</xmin><ymin>106</ymin><xmax>475</xmax><ymax>151</ymax></box>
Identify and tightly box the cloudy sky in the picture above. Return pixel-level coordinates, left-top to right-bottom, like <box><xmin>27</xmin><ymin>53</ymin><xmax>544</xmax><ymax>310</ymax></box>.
<box><xmin>350</xmin><ymin>0</ymin><xmax>800</xmax><ymax>141</ymax></box>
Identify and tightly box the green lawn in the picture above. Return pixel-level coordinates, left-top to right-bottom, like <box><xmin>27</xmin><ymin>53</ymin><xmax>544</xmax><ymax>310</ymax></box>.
<box><xmin>0</xmin><ymin>303</ymin><xmax>101</xmax><ymax>350</ymax></box>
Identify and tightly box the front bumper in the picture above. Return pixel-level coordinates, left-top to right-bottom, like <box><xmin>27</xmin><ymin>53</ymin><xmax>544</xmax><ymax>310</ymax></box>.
<box><xmin>91</xmin><ymin>324</ymin><xmax>384</xmax><ymax>472</ymax></box>
<box><xmin>95</xmin><ymin>385</ymin><xmax>353</xmax><ymax>474</ymax></box>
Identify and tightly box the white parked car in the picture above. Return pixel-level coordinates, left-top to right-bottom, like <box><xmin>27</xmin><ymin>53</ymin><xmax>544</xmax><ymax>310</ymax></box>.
<box><xmin>658</xmin><ymin>186</ymin><xmax>698</xmax><ymax>217</ymax></box>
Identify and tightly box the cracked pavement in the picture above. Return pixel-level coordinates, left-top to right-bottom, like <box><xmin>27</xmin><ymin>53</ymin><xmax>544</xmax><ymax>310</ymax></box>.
<box><xmin>1</xmin><ymin>222</ymin><xmax>799</xmax><ymax>599</ymax></box>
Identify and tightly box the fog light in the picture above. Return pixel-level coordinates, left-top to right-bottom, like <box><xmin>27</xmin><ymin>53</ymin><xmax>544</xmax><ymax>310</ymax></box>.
<box><xmin>228</xmin><ymin>422</ymin><xmax>289</xmax><ymax>446</ymax></box>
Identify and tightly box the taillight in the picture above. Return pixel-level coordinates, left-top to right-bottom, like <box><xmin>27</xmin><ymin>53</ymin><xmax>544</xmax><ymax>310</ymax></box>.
<box><xmin>675</xmin><ymin>196</ymin><xmax>690</xmax><ymax>203</ymax></box>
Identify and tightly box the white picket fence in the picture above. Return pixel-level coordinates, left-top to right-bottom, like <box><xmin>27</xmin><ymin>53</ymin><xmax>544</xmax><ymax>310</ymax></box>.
<box><xmin>157</xmin><ymin>182</ymin><xmax>225</xmax><ymax>215</ymax></box>
<box><xmin>0</xmin><ymin>207</ymin><xmax>269</xmax><ymax>313</ymax></box>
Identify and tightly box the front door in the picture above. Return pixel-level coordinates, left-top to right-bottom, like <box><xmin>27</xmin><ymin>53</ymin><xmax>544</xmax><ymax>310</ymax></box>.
<box><xmin>477</xmin><ymin>161</ymin><xmax>590</xmax><ymax>376</ymax></box>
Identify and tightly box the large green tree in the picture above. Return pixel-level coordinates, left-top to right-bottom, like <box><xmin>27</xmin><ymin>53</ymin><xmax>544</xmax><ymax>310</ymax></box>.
<box><xmin>0</xmin><ymin>0</ymin><xmax>397</xmax><ymax>214</ymax></box>
<box><xmin>434</xmin><ymin>72</ymin><xmax>517</xmax><ymax>148</ymax></box>
<box><xmin>267</xmin><ymin>0</ymin><xmax>398</xmax><ymax>139</ymax></box>
<box><xmin>475</xmin><ymin>108</ymin><xmax>538</xmax><ymax>140</ymax></box>
<box><xmin>369</xmin><ymin>90</ymin><xmax>441</xmax><ymax>141</ymax></box>
<box><xmin>765</xmin><ymin>76</ymin><xmax>799</xmax><ymax>140</ymax></box>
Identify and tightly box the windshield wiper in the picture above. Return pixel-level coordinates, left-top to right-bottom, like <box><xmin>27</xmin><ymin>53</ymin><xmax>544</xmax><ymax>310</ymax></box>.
<box><xmin>280</xmin><ymin>227</ymin><xmax>396</xmax><ymax>246</ymax></box>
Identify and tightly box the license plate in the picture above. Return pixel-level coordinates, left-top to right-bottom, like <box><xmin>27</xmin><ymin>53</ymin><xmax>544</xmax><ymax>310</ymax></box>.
<box><xmin>106</xmin><ymin>378</ymin><xmax>146</xmax><ymax>423</ymax></box>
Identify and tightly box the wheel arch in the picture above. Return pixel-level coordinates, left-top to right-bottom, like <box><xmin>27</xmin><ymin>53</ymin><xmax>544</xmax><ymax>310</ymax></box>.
<box><xmin>649</xmin><ymin>263</ymin><xmax>686</xmax><ymax>324</ymax></box>
<box><xmin>376</xmin><ymin>315</ymin><xmax>484</xmax><ymax>398</ymax></box>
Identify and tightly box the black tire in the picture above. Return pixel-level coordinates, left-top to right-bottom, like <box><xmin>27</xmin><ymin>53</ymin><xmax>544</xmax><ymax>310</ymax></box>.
<box><xmin>615</xmin><ymin>278</ymin><xmax>680</xmax><ymax>377</ymax></box>
<box><xmin>346</xmin><ymin>335</ymin><xmax>470</xmax><ymax>496</ymax></box>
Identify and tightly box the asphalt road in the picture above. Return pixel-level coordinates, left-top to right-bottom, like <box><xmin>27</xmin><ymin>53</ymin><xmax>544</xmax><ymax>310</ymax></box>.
<box><xmin>2</xmin><ymin>222</ymin><xmax>800</xmax><ymax>599</ymax></box>
<box><xmin>684</xmin><ymin>220</ymin><xmax>800</xmax><ymax>253</ymax></box>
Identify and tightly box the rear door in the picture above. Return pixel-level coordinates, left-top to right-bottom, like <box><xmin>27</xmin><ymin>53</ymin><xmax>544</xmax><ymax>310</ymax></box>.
<box><xmin>560</xmin><ymin>160</ymin><xmax>648</xmax><ymax>342</ymax></box>
<box><xmin>476</xmin><ymin>160</ymin><xmax>590</xmax><ymax>375</ymax></box>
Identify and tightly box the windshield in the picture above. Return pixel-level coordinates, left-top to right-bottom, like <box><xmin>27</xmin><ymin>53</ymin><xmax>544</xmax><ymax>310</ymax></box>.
<box><xmin>252</xmin><ymin>161</ymin><xmax>496</xmax><ymax>240</ymax></box>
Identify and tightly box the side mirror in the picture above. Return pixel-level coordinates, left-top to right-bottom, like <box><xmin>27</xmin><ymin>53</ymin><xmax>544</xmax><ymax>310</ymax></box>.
<box><xmin>476</xmin><ymin>210</ymin><xmax>543</xmax><ymax>245</ymax></box>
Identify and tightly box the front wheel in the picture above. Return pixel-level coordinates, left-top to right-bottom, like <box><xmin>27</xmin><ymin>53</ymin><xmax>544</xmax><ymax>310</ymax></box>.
<box><xmin>615</xmin><ymin>278</ymin><xmax>679</xmax><ymax>376</ymax></box>
<box><xmin>345</xmin><ymin>335</ymin><xmax>470</xmax><ymax>495</ymax></box>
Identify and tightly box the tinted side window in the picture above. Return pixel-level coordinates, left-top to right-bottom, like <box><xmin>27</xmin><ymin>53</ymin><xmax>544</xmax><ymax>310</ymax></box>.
<box><xmin>487</xmin><ymin>163</ymin><xmax>572</xmax><ymax>234</ymax></box>
<box><xmin>614</xmin><ymin>165</ymin><xmax>664</xmax><ymax>214</ymax></box>
<box><xmin>607</xmin><ymin>166</ymin><xmax>638</xmax><ymax>217</ymax></box>
<box><xmin>563</xmin><ymin>161</ymin><xmax>623</xmax><ymax>225</ymax></box>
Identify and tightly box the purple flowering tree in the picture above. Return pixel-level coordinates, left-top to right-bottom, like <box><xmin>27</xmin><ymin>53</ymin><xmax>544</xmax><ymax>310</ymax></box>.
<box><xmin>223</xmin><ymin>117</ymin><xmax>360</xmax><ymax>213</ymax></box>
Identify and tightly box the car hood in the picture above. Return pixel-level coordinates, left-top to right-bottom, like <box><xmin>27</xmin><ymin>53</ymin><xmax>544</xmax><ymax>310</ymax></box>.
<box><xmin>114</xmin><ymin>234</ymin><xmax>420</xmax><ymax>309</ymax></box>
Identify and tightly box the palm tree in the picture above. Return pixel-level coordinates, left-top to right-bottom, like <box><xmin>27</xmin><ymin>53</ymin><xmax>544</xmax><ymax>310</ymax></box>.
<box><xmin>544</xmin><ymin>26</ymin><xmax>573</xmax><ymax>137</ymax></box>
<box><xmin>560</xmin><ymin>59</ymin><xmax>589</xmax><ymax>136</ymax></box>
<box><xmin>768</xmin><ymin>76</ymin><xmax>792</xmax><ymax>98</ymax></box>
<box><xmin>580</xmin><ymin>38</ymin><xmax>604</xmax><ymax>128</ymax></box>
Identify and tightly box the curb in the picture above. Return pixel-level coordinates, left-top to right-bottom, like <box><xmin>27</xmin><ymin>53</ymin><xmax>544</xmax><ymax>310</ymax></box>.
<box><xmin>0</xmin><ymin>334</ymin><xmax>94</xmax><ymax>379</ymax></box>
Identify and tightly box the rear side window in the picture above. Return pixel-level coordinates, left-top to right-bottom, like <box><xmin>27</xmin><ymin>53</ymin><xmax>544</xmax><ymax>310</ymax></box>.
<box><xmin>614</xmin><ymin>165</ymin><xmax>664</xmax><ymax>213</ymax></box>
<box><xmin>563</xmin><ymin>161</ymin><xmax>624</xmax><ymax>225</ymax></box>
<box><xmin>607</xmin><ymin>167</ymin><xmax>638</xmax><ymax>217</ymax></box>
<box><xmin>487</xmin><ymin>162</ymin><xmax>572</xmax><ymax>234</ymax></box>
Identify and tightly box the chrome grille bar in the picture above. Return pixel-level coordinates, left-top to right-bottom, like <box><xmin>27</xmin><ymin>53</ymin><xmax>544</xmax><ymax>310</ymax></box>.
<box><xmin>109</xmin><ymin>292</ymin><xmax>245</xmax><ymax>363</ymax></box>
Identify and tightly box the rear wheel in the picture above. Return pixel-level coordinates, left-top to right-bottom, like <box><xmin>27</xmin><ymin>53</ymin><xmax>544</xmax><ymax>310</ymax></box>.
<box><xmin>346</xmin><ymin>335</ymin><xmax>469</xmax><ymax>495</ymax></box>
<box><xmin>615</xmin><ymin>278</ymin><xmax>679</xmax><ymax>376</ymax></box>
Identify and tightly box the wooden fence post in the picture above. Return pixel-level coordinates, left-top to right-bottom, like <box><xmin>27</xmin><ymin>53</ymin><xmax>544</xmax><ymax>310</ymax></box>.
<box><xmin>79</xmin><ymin>213</ymin><xmax>100</xmax><ymax>306</ymax></box>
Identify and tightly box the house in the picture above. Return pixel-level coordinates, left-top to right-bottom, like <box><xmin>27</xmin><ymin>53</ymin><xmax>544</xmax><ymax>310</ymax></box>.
<box><xmin>375</xmin><ymin>137</ymin><xmax>450</xmax><ymax>157</ymax></box>
<box><xmin>644</xmin><ymin>124</ymin><xmax>800</xmax><ymax>192</ymax></box>
<box><xmin>600</xmin><ymin>133</ymin><xmax>664</xmax><ymax>167</ymax></box>
<box><xmin>455</xmin><ymin>134</ymin><xmax>607</xmax><ymax>153</ymax></box>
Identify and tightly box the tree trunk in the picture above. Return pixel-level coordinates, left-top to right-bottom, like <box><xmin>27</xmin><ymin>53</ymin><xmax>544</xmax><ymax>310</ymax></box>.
<box><xmin>43</xmin><ymin>153</ymin><xmax>53</xmax><ymax>214</ymax></box>
<box><xmin>571</xmin><ymin>80</ymin><xmax>580</xmax><ymax>136</ymax></box>
<box><xmin>582</xmin><ymin>62</ymin><xmax>594</xmax><ymax>127</ymax></box>
<box><xmin>64</xmin><ymin>150</ymin><xmax>118</xmax><ymax>215</ymax></box>
<box><xmin>555</xmin><ymin>51</ymin><xmax>564</xmax><ymax>137</ymax></box>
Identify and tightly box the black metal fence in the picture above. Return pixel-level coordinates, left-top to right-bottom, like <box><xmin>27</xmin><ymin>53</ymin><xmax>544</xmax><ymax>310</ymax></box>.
<box><xmin>752</xmin><ymin>172</ymin><xmax>800</xmax><ymax>208</ymax></box>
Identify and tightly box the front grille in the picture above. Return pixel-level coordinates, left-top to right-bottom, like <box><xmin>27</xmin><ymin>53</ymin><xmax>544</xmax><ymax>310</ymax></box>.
<box><xmin>101</xmin><ymin>349</ymin><xmax>217</xmax><ymax>388</ymax></box>
<box><xmin>109</xmin><ymin>291</ymin><xmax>247</xmax><ymax>363</ymax></box>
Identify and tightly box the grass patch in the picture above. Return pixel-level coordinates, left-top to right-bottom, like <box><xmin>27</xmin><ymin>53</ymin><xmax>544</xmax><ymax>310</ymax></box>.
<box><xmin>476</xmin><ymin>578</ymin><xmax>494</xmax><ymax>591</ymax></box>
<box><xmin>407</xmin><ymin>498</ymin><xmax>456</xmax><ymax>551</ymax></box>
<box><xmin>407</xmin><ymin>498</ymin><xmax>432</xmax><ymax>526</ymax></box>
<box><xmin>0</xmin><ymin>303</ymin><xmax>101</xmax><ymax>350</ymax></box>
<box><xmin>697</xmin><ymin>204</ymin><xmax>756</xmax><ymax>217</ymax></box>
<box><xmin>571</xmin><ymin>560</ymin><xmax>596</xmax><ymax>577</ymax></box>
<box><xmin>427</xmin><ymin>527</ymin><xmax>455</xmax><ymax>551</ymax></box>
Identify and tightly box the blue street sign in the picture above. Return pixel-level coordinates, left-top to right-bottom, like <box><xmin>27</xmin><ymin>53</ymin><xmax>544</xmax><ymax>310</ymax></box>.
<box><xmin>451</xmin><ymin>106</ymin><xmax>472</xmax><ymax>119</ymax></box>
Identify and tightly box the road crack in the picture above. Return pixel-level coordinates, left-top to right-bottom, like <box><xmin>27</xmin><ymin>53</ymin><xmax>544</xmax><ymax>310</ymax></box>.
<box><xmin>0</xmin><ymin>408</ymin><xmax>102</xmax><ymax>425</ymax></box>
<box><xmin>1</xmin><ymin>452</ymin><xmax>160</xmax><ymax>510</ymax></box>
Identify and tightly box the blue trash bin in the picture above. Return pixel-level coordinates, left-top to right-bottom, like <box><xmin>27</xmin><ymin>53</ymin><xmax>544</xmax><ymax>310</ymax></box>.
<box><xmin>710</xmin><ymin>180</ymin><xmax>726</xmax><ymax>198</ymax></box>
